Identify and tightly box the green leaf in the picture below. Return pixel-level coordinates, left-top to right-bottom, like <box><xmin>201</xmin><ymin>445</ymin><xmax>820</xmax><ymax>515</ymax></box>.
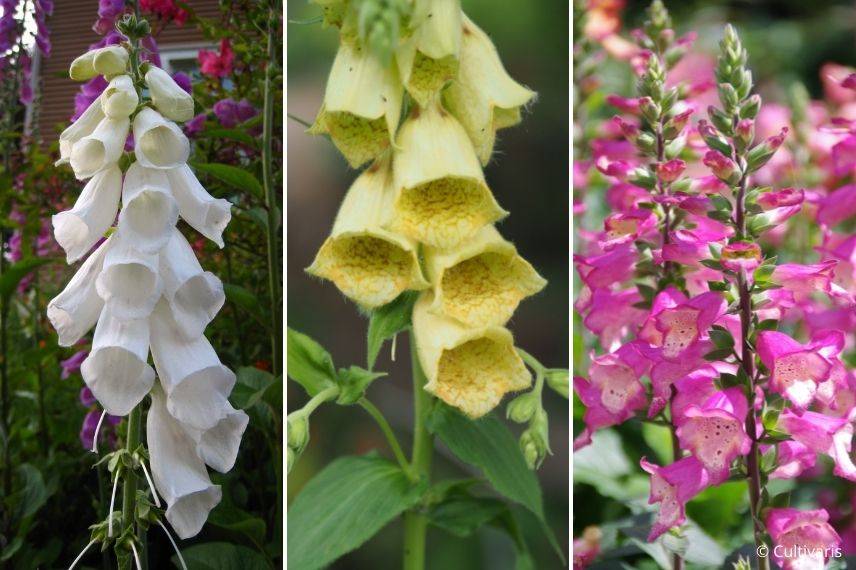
<box><xmin>428</xmin><ymin>405</ymin><xmax>563</xmax><ymax>562</ymax></box>
<box><xmin>642</xmin><ymin>422</ymin><xmax>674</xmax><ymax>464</ymax></box>
<box><xmin>223</xmin><ymin>284</ymin><xmax>266</xmax><ymax>326</ymax></box>
<box><xmin>208</xmin><ymin>505</ymin><xmax>267</xmax><ymax>548</ymax></box>
<box><xmin>335</xmin><ymin>366</ymin><xmax>385</xmax><ymax>404</ymax></box>
<box><xmin>192</xmin><ymin>162</ymin><xmax>263</xmax><ymax>198</ymax></box>
<box><xmin>287</xmin><ymin>455</ymin><xmax>426</xmax><ymax>570</ymax></box>
<box><xmin>756</xmin><ymin>319</ymin><xmax>778</xmax><ymax>331</ymax></box>
<box><xmin>0</xmin><ymin>258</ymin><xmax>56</xmax><ymax>300</ymax></box>
<box><xmin>428</xmin><ymin>495</ymin><xmax>506</xmax><ymax>537</ymax></box>
<box><xmin>174</xmin><ymin>542</ymin><xmax>269</xmax><ymax>570</ymax></box>
<box><xmin>709</xmin><ymin>328</ymin><xmax>735</xmax><ymax>350</ymax></box>
<box><xmin>704</xmin><ymin>348</ymin><xmax>733</xmax><ymax>361</ymax></box>
<box><xmin>366</xmin><ymin>291</ymin><xmax>419</xmax><ymax>370</ymax></box>
<box><xmin>686</xmin><ymin>481</ymin><xmax>748</xmax><ymax>536</ymax></box>
<box><xmin>13</xmin><ymin>464</ymin><xmax>49</xmax><ymax>520</ymax></box>
<box><xmin>286</xmin><ymin>328</ymin><xmax>337</xmax><ymax>396</ymax></box>
<box><xmin>230</xmin><ymin>367</ymin><xmax>276</xmax><ymax>410</ymax></box>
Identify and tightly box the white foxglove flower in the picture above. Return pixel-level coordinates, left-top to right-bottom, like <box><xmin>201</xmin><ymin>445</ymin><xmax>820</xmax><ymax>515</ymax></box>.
<box><xmin>52</xmin><ymin>164</ymin><xmax>122</xmax><ymax>263</ymax></box>
<box><xmin>93</xmin><ymin>45</ymin><xmax>129</xmax><ymax>76</ymax></box>
<box><xmin>149</xmin><ymin>300</ymin><xmax>235</xmax><ymax>430</ymax></box>
<box><xmin>47</xmin><ymin>236</ymin><xmax>113</xmax><ymax>346</ymax></box>
<box><xmin>58</xmin><ymin>95</ymin><xmax>105</xmax><ymax>166</ymax></box>
<box><xmin>70</xmin><ymin>117</ymin><xmax>130</xmax><ymax>180</ymax></box>
<box><xmin>183</xmin><ymin>402</ymin><xmax>248</xmax><ymax>473</ymax></box>
<box><xmin>81</xmin><ymin>310</ymin><xmax>155</xmax><ymax>416</ymax></box>
<box><xmin>95</xmin><ymin>233</ymin><xmax>162</xmax><ymax>319</ymax></box>
<box><xmin>145</xmin><ymin>66</ymin><xmax>194</xmax><ymax>122</ymax></box>
<box><xmin>118</xmin><ymin>162</ymin><xmax>179</xmax><ymax>253</ymax></box>
<box><xmin>147</xmin><ymin>387</ymin><xmax>222</xmax><ymax>539</ymax></box>
<box><xmin>133</xmin><ymin>107</ymin><xmax>190</xmax><ymax>170</ymax></box>
<box><xmin>160</xmin><ymin>229</ymin><xmax>225</xmax><ymax>339</ymax></box>
<box><xmin>102</xmin><ymin>75</ymin><xmax>140</xmax><ymax>119</ymax></box>
<box><xmin>69</xmin><ymin>49</ymin><xmax>99</xmax><ymax>81</ymax></box>
<box><xmin>166</xmin><ymin>165</ymin><xmax>231</xmax><ymax>248</ymax></box>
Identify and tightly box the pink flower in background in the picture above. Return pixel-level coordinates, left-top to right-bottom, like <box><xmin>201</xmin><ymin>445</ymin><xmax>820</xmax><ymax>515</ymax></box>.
<box><xmin>580</xmin><ymin>287</ymin><xmax>646</xmax><ymax>351</ymax></box>
<box><xmin>766</xmin><ymin>508</ymin><xmax>842</xmax><ymax>570</ymax></box>
<box><xmin>572</xmin><ymin>527</ymin><xmax>601</xmax><ymax>570</ymax></box>
<box><xmin>213</xmin><ymin>98</ymin><xmax>258</xmax><ymax>128</ymax></box>
<box><xmin>199</xmin><ymin>38</ymin><xmax>234</xmax><ymax>78</ymax></box>
<box><xmin>817</xmin><ymin>184</ymin><xmax>856</xmax><ymax>228</ymax></box>
<box><xmin>574</xmin><ymin>245</ymin><xmax>636</xmax><ymax>289</ymax></box>
<box><xmin>60</xmin><ymin>350</ymin><xmax>88</xmax><ymax>379</ymax></box>
<box><xmin>599</xmin><ymin>209</ymin><xmax>656</xmax><ymax>250</ymax></box>
<box><xmin>640</xmin><ymin>455</ymin><xmax>711</xmax><ymax>541</ymax></box>
<box><xmin>768</xmin><ymin>441</ymin><xmax>816</xmax><ymax>480</ymax></box>
<box><xmin>141</xmin><ymin>0</ymin><xmax>188</xmax><ymax>26</ymax></box>
<box><xmin>780</xmin><ymin>410</ymin><xmax>856</xmax><ymax>481</ymax></box>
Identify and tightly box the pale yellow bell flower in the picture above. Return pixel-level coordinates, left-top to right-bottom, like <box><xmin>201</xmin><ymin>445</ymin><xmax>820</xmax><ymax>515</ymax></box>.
<box><xmin>307</xmin><ymin>155</ymin><xmax>428</xmax><ymax>309</ymax></box>
<box><xmin>396</xmin><ymin>0</ymin><xmax>461</xmax><ymax>106</ymax></box>
<box><xmin>443</xmin><ymin>14</ymin><xmax>536</xmax><ymax>165</ymax></box>
<box><xmin>412</xmin><ymin>291</ymin><xmax>530</xmax><ymax>418</ymax></box>
<box><xmin>309</xmin><ymin>39</ymin><xmax>403</xmax><ymax>168</ymax></box>
<box><xmin>390</xmin><ymin>100</ymin><xmax>506</xmax><ymax>249</ymax></box>
<box><xmin>423</xmin><ymin>225</ymin><xmax>546</xmax><ymax>327</ymax></box>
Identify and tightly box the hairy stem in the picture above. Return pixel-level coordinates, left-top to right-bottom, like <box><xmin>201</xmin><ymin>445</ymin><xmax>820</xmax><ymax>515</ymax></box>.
<box><xmin>120</xmin><ymin>406</ymin><xmax>141</xmax><ymax>570</ymax></box>
<box><xmin>262</xmin><ymin>0</ymin><xmax>282</xmax><ymax>378</ymax></box>
<box><xmin>403</xmin><ymin>336</ymin><xmax>433</xmax><ymax>570</ymax></box>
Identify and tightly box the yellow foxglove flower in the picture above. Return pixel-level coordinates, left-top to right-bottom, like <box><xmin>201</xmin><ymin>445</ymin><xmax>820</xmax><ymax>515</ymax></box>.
<box><xmin>93</xmin><ymin>46</ymin><xmax>129</xmax><ymax>76</ymax></box>
<box><xmin>390</xmin><ymin>101</ymin><xmax>506</xmax><ymax>249</ymax></box>
<box><xmin>309</xmin><ymin>40</ymin><xmax>403</xmax><ymax>168</ymax></box>
<box><xmin>443</xmin><ymin>15</ymin><xmax>535</xmax><ymax>165</ymax></box>
<box><xmin>412</xmin><ymin>292</ymin><xmax>530</xmax><ymax>418</ymax></box>
<box><xmin>307</xmin><ymin>156</ymin><xmax>428</xmax><ymax>308</ymax></box>
<box><xmin>424</xmin><ymin>225</ymin><xmax>545</xmax><ymax>327</ymax></box>
<box><xmin>69</xmin><ymin>50</ymin><xmax>98</xmax><ymax>81</ymax></box>
<box><xmin>396</xmin><ymin>0</ymin><xmax>461</xmax><ymax>106</ymax></box>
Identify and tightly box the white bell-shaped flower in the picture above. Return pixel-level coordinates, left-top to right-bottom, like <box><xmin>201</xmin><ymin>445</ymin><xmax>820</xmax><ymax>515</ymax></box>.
<box><xmin>102</xmin><ymin>75</ymin><xmax>139</xmax><ymax>119</ymax></box>
<box><xmin>149</xmin><ymin>300</ymin><xmax>235</xmax><ymax>430</ymax></box>
<box><xmin>52</xmin><ymin>164</ymin><xmax>122</xmax><ymax>263</ymax></box>
<box><xmin>58</xmin><ymin>94</ymin><xmax>105</xmax><ymax>165</ymax></box>
<box><xmin>133</xmin><ymin>107</ymin><xmax>190</xmax><ymax>170</ymax></box>
<box><xmin>147</xmin><ymin>387</ymin><xmax>222</xmax><ymax>539</ymax></box>
<box><xmin>70</xmin><ymin>116</ymin><xmax>130</xmax><ymax>180</ymax></box>
<box><xmin>145</xmin><ymin>66</ymin><xmax>195</xmax><ymax>122</ymax></box>
<box><xmin>47</xmin><ymin>236</ymin><xmax>113</xmax><ymax>346</ymax></box>
<box><xmin>92</xmin><ymin>45</ymin><xmax>129</xmax><ymax>76</ymax></box>
<box><xmin>182</xmin><ymin>402</ymin><xmax>248</xmax><ymax>473</ymax></box>
<box><xmin>160</xmin><ymin>229</ymin><xmax>225</xmax><ymax>339</ymax></box>
<box><xmin>81</xmin><ymin>309</ymin><xmax>155</xmax><ymax>416</ymax></box>
<box><xmin>95</xmin><ymin>233</ymin><xmax>162</xmax><ymax>319</ymax></box>
<box><xmin>118</xmin><ymin>162</ymin><xmax>179</xmax><ymax>254</ymax></box>
<box><xmin>166</xmin><ymin>165</ymin><xmax>232</xmax><ymax>248</ymax></box>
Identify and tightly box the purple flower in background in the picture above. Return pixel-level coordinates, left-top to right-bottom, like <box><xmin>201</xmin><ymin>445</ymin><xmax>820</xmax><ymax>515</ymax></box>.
<box><xmin>79</xmin><ymin>386</ymin><xmax>96</xmax><ymax>407</ymax></box>
<box><xmin>79</xmin><ymin>408</ymin><xmax>120</xmax><ymax>450</ymax></box>
<box><xmin>184</xmin><ymin>112</ymin><xmax>206</xmax><ymax>137</ymax></box>
<box><xmin>33</xmin><ymin>0</ymin><xmax>52</xmax><ymax>56</ymax></box>
<box><xmin>172</xmin><ymin>71</ymin><xmax>192</xmax><ymax>94</ymax></box>
<box><xmin>93</xmin><ymin>0</ymin><xmax>124</xmax><ymax>35</ymax></box>
<box><xmin>213</xmin><ymin>98</ymin><xmax>258</xmax><ymax>128</ymax></box>
<box><xmin>18</xmin><ymin>53</ymin><xmax>32</xmax><ymax>104</ymax></box>
<box><xmin>61</xmin><ymin>350</ymin><xmax>88</xmax><ymax>379</ymax></box>
<box><xmin>141</xmin><ymin>35</ymin><xmax>161</xmax><ymax>66</ymax></box>
<box><xmin>72</xmin><ymin>75</ymin><xmax>107</xmax><ymax>120</ymax></box>
<box><xmin>6</xmin><ymin>231</ymin><xmax>22</xmax><ymax>262</ymax></box>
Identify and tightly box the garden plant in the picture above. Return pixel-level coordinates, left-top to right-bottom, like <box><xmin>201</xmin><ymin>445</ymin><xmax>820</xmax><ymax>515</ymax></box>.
<box><xmin>287</xmin><ymin>0</ymin><xmax>568</xmax><ymax>568</ymax></box>
<box><xmin>574</xmin><ymin>1</ymin><xmax>856</xmax><ymax>569</ymax></box>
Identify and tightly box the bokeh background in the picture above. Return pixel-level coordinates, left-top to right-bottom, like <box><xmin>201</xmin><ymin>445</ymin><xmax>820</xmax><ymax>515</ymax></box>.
<box><xmin>287</xmin><ymin>0</ymin><xmax>570</xmax><ymax>567</ymax></box>
<box><xmin>574</xmin><ymin>0</ymin><xmax>856</xmax><ymax>568</ymax></box>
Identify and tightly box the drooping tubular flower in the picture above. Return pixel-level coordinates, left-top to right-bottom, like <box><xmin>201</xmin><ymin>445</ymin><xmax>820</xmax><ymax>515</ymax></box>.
<box><xmin>757</xmin><ymin>330</ymin><xmax>845</xmax><ymax>412</ymax></box>
<box><xmin>779</xmin><ymin>409</ymin><xmax>856</xmax><ymax>482</ymax></box>
<box><xmin>307</xmin><ymin>155</ymin><xmax>429</xmax><ymax>309</ymax></box>
<box><xmin>49</xmin><ymin>43</ymin><xmax>245</xmax><ymax>539</ymax></box>
<box><xmin>638</xmin><ymin>288</ymin><xmax>727</xmax><ymax>360</ymax></box>
<box><xmin>640</xmin><ymin>455</ymin><xmax>711</xmax><ymax>541</ymax></box>
<box><xmin>765</xmin><ymin>508</ymin><xmax>843</xmax><ymax>570</ymax></box>
<box><xmin>412</xmin><ymin>292</ymin><xmax>530</xmax><ymax>419</ymax></box>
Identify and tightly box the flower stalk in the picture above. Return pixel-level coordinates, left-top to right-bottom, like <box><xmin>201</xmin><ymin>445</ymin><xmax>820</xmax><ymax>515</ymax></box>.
<box><xmin>120</xmin><ymin>406</ymin><xmax>141</xmax><ymax>570</ymax></box>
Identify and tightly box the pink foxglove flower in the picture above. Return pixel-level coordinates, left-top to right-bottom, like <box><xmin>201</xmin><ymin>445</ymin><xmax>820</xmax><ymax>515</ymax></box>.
<box><xmin>779</xmin><ymin>409</ymin><xmax>856</xmax><ymax>482</ymax></box>
<box><xmin>599</xmin><ymin>210</ymin><xmax>657</xmax><ymax>250</ymax></box>
<box><xmin>770</xmin><ymin>261</ymin><xmax>851</xmax><ymax>306</ymax></box>
<box><xmin>768</xmin><ymin>441</ymin><xmax>817</xmax><ymax>480</ymax></box>
<box><xmin>581</xmin><ymin>288</ymin><xmax>647</xmax><ymax>352</ymax></box>
<box><xmin>766</xmin><ymin>508</ymin><xmax>842</xmax><ymax>570</ymax></box>
<box><xmin>675</xmin><ymin>387</ymin><xmax>752</xmax><ymax>483</ymax></box>
<box><xmin>640</xmin><ymin>456</ymin><xmax>710</xmax><ymax>541</ymax></box>
<box><xmin>703</xmin><ymin>150</ymin><xmax>739</xmax><ymax>183</ymax></box>
<box><xmin>720</xmin><ymin>242</ymin><xmax>762</xmax><ymax>275</ymax></box>
<box><xmin>817</xmin><ymin>184</ymin><xmax>856</xmax><ymax>228</ymax></box>
<box><xmin>198</xmin><ymin>38</ymin><xmax>234</xmax><ymax>78</ymax></box>
<box><xmin>574</xmin><ymin>245</ymin><xmax>636</xmax><ymax>289</ymax></box>
<box><xmin>573</xmin><ymin>342</ymin><xmax>650</xmax><ymax>450</ymax></box>
<box><xmin>656</xmin><ymin>159</ymin><xmax>686</xmax><ymax>183</ymax></box>
<box><xmin>641</xmin><ymin>339</ymin><xmax>715</xmax><ymax>417</ymax></box>
<box><xmin>638</xmin><ymin>287</ymin><xmax>727</xmax><ymax>360</ymax></box>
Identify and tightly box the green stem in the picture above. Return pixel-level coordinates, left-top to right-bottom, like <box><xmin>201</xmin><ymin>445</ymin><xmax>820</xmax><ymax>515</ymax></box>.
<box><xmin>402</xmin><ymin>336</ymin><xmax>433</xmax><ymax>570</ymax></box>
<box><xmin>262</xmin><ymin>0</ymin><xmax>282</xmax><ymax>377</ymax></box>
<box><xmin>358</xmin><ymin>398</ymin><xmax>414</xmax><ymax>480</ymax></box>
<box><xmin>120</xmin><ymin>406</ymin><xmax>141</xmax><ymax>570</ymax></box>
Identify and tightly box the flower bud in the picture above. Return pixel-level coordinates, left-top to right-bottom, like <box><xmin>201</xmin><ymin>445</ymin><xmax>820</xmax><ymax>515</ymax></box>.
<box><xmin>287</xmin><ymin>413</ymin><xmax>310</xmax><ymax>451</ymax></box>
<box><xmin>307</xmin><ymin>156</ymin><xmax>429</xmax><ymax>308</ymax></box>
<box><xmin>506</xmin><ymin>391</ymin><xmax>538</xmax><ymax>423</ymax></box>
<box><xmin>309</xmin><ymin>39</ymin><xmax>403</xmax><ymax>168</ymax></box>
<box><xmin>287</xmin><ymin>447</ymin><xmax>297</xmax><ymax>473</ymax></box>
<box><xmin>696</xmin><ymin>119</ymin><xmax>732</xmax><ymax>156</ymax></box>
<box><xmin>395</xmin><ymin>0</ymin><xmax>461</xmax><ymax>106</ymax></box>
<box><xmin>703</xmin><ymin>150</ymin><xmax>740</xmax><ymax>184</ymax></box>
<box><xmin>146</xmin><ymin>66</ymin><xmax>195</xmax><ymax>122</ymax></box>
<box><xmin>746</xmin><ymin>127</ymin><xmax>788</xmax><ymax>173</ymax></box>
<box><xmin>612</xmin><ymin>116</ymin><xmax>639</xmax><ymax>143</ymax></box>
<box><xmin>93</xmin><ymin>46</ymin><xmax>129</xmax><ymax>76</ymax></box>
<box><xmin>605</xmin><ymin>95</ymin><xmax>641</xmax><ymax>114</ymax></box>
<box><xmin>390</xmin><ymin>102</ymin><xmax>506</xmax><ymax>249</ymax></box>
<box><xmin>734</xmin><ymin>118</ymin><xmax>754</xmax><ymax>149</ymax></box>
<box><xmin>707</xmin><ymin>105</ymin><xmax>732</xmax><ymax>135</ymax></box>
<box><xmin>58</xmin><ymin>95</ymin><xmax>106</xmax><ymax>165</ymax></box>
<box><xmin>521</xmin><ymin>434</ymin><xmax>540</xmax><ymax>469</ymax></box>
<box><xmin>423</xmin><ymin>224</ymin><xmax>545</xmax><ymax>327</ymax></box>
<box><xmin>656</xmin><ymin>158</ymin><xmax>685</xmax><ymax>183</ymax></box>
<box><xmin>739</xmin><ymin>94</ymin><xmax>761</xmax><ymax>119</ymax></box>
<box><xmin>443</xmin><ymin>14</ymin><xmax>535</xmax><ymax>165</ymax></box>
<box><xmin>662</xmin><ymin>107</ymin><xmax>693</xmax><ymax>138</ymax></box>
<box><xmin>639</xmin><ymin>96</ymin><xmax>660</xmax><ymax>122</ymax></box>
<box><xmin>545</xmin><ymin>369</ymin><xmax>569</xmax><ymax>398</ymax></box>
<box><xmin>102</xmin><ymin>75</ymin><xmax>139</xmax><ymax>118</ymax></box>
<box><xmin>69</xmin><ymin>50</ymin><xmax>98</xmax><ymax>81</ymax></box>
<box><xmin>412</xmin><ymin>292</ymin><xmax>530</xmax><ymax>418</ymax></box>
